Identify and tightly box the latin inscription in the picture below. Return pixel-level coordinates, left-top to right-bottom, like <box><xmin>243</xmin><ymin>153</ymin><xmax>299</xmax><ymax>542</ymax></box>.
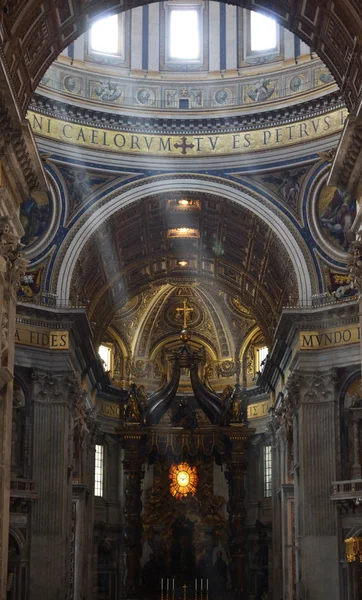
<box><xmin>27</xmin><ymin>108</ymin><xmax>348</xmax><ymax>157</ymax></box>
<box><xmin>300</xmin><ymin>324</ymin><xmax>360</xmax><ymax>350</ymax></box>
<box><xmin>15</xmin><ymin>325</ymin><xmax>69</xmax><ymax>350</ymax></box>
<box><xmin>97</xmin><ymin>399</ymin><xmax>270</xmax><ymax>420</ymax></box>
<box><xmin>97</xmin><ymin>400</ymin><xmax>121</xmax><ymax>419</ymax></box>
<box><xmin>247</xmin><ymin>400</ymin><xmax>271</xmax><ymax>419</ymax></box>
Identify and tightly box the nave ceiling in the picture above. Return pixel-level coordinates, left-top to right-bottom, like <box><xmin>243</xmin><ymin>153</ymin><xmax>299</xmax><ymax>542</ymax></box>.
<box><xmin>70</xmin><ymin>192</ymin><xmax>298</xmax><ymax>349</ymax></box>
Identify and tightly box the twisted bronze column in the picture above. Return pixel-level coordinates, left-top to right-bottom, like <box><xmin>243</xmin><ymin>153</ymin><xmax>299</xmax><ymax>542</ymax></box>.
<box><xmin>225</xmin><ymin>432</ymin><xmax>248</xmax><ymax>599</ymax></box>
<box><xmin>123</xmin><ymin>436</ymin><xmax>145</xmax><ymax>598</ymax></box>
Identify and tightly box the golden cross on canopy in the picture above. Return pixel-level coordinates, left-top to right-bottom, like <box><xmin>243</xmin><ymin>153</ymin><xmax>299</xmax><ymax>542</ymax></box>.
<box><xmin>176</xmin><ymin>299</ymin><xmax>194</xmax><ymax>328</ymax></box>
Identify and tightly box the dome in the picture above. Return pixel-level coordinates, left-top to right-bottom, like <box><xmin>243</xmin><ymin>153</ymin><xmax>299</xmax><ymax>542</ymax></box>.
<box><xmin>36</xmin><ymin>2</ymin><xmax>337</xmax><ymax>117</ymax></box>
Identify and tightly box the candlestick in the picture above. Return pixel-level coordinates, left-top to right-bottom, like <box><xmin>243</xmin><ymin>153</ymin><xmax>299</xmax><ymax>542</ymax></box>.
<box><xmin>161</xmin><ymin>578</ymin><xmax>164</xmax><ymax>600</ymax></box>
<box><xmin>195</xmin><ymin>579</ymin><xmax>197</xmax><ymax>591</ymax></box>
<box><xmin>167</xmin><ymin>579</ymin><xmax>169</xmax><ymax>591</ymax></box>
<box><xmin>201</xmin><ymin>579</ymin><xmax>203</xmax><ymax>592</ymax></box>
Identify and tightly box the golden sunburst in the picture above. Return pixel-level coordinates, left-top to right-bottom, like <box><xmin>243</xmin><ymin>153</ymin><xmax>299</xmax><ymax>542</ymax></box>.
<box><xmin>169</xmin><ymin>462</ymin><xmax>198</xmax><ymax>499</ymax></box>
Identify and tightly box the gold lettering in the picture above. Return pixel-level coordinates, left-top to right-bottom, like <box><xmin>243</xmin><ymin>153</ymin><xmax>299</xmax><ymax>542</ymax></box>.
<box><xmin>27</xmin><ymin>108</ymin><xmax>348</xmax><ymax>157</ymax></box>
<box><xmin>15</xmin><ymin>325</ymin><xmax>69</xmax><ymax>350</ymax></box>
<box><xmin>300</xmin><ymin>325</ymin><xmax>359</xmax><ymax>350</ymax></box>
<box><xmin>97</xmin><ymin>401</ymin><xmax>120</xmax><ymax>419</ymax></box>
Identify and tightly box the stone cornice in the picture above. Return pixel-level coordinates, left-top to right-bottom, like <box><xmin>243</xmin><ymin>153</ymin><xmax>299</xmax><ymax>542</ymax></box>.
<box><xmin>259</xmin><ymin>301</ymin><xmax>360</xmax><ymax>391</ymax></box>
<box><xmin>30</xmin><ymin>90</ymin><xmax>345</xmax><ymax>136</ymax></box>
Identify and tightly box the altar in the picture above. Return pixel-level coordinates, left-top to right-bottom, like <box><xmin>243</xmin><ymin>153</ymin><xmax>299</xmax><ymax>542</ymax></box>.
<box><xmin>117</xmin><ymin>321</ymin><xmax>254</xmax><ymax>600</ymax></box>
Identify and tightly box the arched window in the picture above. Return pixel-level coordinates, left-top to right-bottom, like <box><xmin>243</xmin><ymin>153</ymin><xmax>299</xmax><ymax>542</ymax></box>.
<box><xmin>98</xmin><ymin>344</ymin><xmax>113</xmax><ymax>374</ymax></box>
<box><xmin>257</xmin><ymin>346</ymin><xmax>269</xmax><ymax>373</ymax></box>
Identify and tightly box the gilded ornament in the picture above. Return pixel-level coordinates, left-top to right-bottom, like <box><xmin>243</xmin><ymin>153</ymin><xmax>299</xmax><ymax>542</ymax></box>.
<box><xmin>169</xmin><ymin>462</ymin><xmax>198</xmax><ymax>499</ymax></box>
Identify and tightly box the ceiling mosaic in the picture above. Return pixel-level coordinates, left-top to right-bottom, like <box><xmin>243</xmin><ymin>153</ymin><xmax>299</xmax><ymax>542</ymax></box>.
<box><xmin>316</xmin><ymin>183</ymin><xmax>356</xmax><ymax>252</ymax></box>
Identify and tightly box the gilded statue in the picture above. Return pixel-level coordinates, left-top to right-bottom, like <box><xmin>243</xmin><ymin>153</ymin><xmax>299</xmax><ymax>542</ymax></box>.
<box><xmin>124</xmin><ymin>383</ymin><xmax>147</xmax><ymax>424</ymax></box>
<box><xmin>221</xmin><ymin>385</ymin><xmax>233</xmax><ymax>405</ymax></box>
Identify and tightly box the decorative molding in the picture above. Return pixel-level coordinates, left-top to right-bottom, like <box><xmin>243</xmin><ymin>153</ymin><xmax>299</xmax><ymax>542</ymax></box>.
<box><xmin>27</xmin><ymin>107</ymin><xmax>348</xmax><ymax>158</ymax></box>
<box><xmin>0</xmin><ymin>216</ymin><xmax>27</xmax><ymax>290</ymax></box>
<box><xmin>30</xmin><ymin>90</ymin><xmax>345</xmax><ymax>136</ymax></box>
<box><xmin>296</xmin><ymin>370</ymin><xmax>337</xmax><ymax>405</ymax></box>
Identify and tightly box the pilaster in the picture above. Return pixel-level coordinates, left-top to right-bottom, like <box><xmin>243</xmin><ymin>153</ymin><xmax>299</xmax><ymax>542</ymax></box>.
<box><xmin>269</xmin><ymin>417</ymin><xmax>283</xmax><ymax>600</ymax></box>
<box><xmin>0</xmin><ymin>214</ymin><xmax>26</xmax><ymax>600</ymax></box>
<box><xmin>268</xmin><ymin>397</ymin><xmax>295</xmax><ymax>600</ymax></box>
<box><xmin>289</xmin><ymin>370</ymin><xmax>340</xmax><ymax>600</ymax></box>
<box><xmin>28</xmin><ymin>371</ymin><xmax>77</xmax><ymax>600</ymax></box>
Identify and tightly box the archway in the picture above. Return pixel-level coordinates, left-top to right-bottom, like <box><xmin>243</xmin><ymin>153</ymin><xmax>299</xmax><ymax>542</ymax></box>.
<box><xmin>55</xmin><ymin>176</ymin><xmax>314</xmax><ymax>307</ymax></box>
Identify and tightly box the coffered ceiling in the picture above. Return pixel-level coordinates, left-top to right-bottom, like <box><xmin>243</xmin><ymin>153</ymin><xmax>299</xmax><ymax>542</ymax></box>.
<box><xmin>71</xmin><ymin>192</ymin><xmax>298</xmax><ymax>345</ymax></box>
<box><xmin>1</xmin><ymin>0</ymin><xmax>361</xmax><ymax>114</ymax></box>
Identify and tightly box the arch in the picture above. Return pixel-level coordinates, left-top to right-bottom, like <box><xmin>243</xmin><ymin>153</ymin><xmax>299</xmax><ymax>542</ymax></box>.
<box><xmin>55</xmin><ymin>176</ymin><xmax>314</xmax><ymax>305</ymax></box>
<box><xmin>239</xmin><ymin>325</ymin><xmax>261</xmax><ymax>361</ymax></box>
<box><xmin>8</xmin><ymin>527</ymin><xmax>27</xmax><ymax>562</ymax></box>
<box><xmin>106</xmin><ymin>325</ymin><xmax>130</xmax><ymax>359</ymax></box>
<box><xmin>150</xmin><ymin>334</ymin><xmax>219</xmax><ymax>363</ymax></box>
<box><xmin>4</xmin><ymin>1</ymin><xmax>362</xmax><ymax>113</ymax></box>
<box><xmin>131</xmin><ymin>283</ymin><xmax>234</xmax><ymax>361</ymax></box>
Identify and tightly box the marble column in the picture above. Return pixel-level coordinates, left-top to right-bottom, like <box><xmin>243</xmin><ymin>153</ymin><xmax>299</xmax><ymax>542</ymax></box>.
<box><xmin>0</xmin><ymin>213</ymin><xmax>26</xmax><ymax>600</ymax></box>
<box><xmin>28</xmin><ymin>371</ymin><xmax>77</xmax><ymax>600</ymax></box>
<box><xmin>289</xmin><ymin>370</ymin><xmax>339</xmax><ymax>600</ymax></box>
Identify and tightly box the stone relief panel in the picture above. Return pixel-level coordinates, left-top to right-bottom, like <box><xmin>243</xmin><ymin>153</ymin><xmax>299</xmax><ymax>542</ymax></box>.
<box><xmin>39</xmin><ymin>55</ymin><xmax>337</xmax><ymax>113</ymax></box>
<box><xmin>244</xmin><ymin>78</ymin><xmax>278</xmax><ymax>104</ymax></box>
<box><xmin>91</xmin><ymin>80</ymin><xmax>125</xmax><ymax>103</ymax></box>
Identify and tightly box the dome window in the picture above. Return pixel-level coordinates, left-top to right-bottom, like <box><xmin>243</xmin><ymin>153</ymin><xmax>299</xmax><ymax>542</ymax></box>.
<box><xmin>250</xmin><ymin>11</ymin><xmax>277</xmax><ymax>53</ymax></box>
<box><xmin>169</xmin><ymin>8</ymin><xmax>200</xmax><ymax>60</ymax></box>
<box><xmin>90</xmin><ymin>14</ymin><xmax>121</xmax><ymax>56</ymax></box>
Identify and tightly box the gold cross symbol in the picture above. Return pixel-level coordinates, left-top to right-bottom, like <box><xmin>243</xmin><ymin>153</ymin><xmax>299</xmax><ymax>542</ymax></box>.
<box><xmin>176</xmin><ymin>299</ymin><xmax>194</xmax><ymax>328</ymax></box>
